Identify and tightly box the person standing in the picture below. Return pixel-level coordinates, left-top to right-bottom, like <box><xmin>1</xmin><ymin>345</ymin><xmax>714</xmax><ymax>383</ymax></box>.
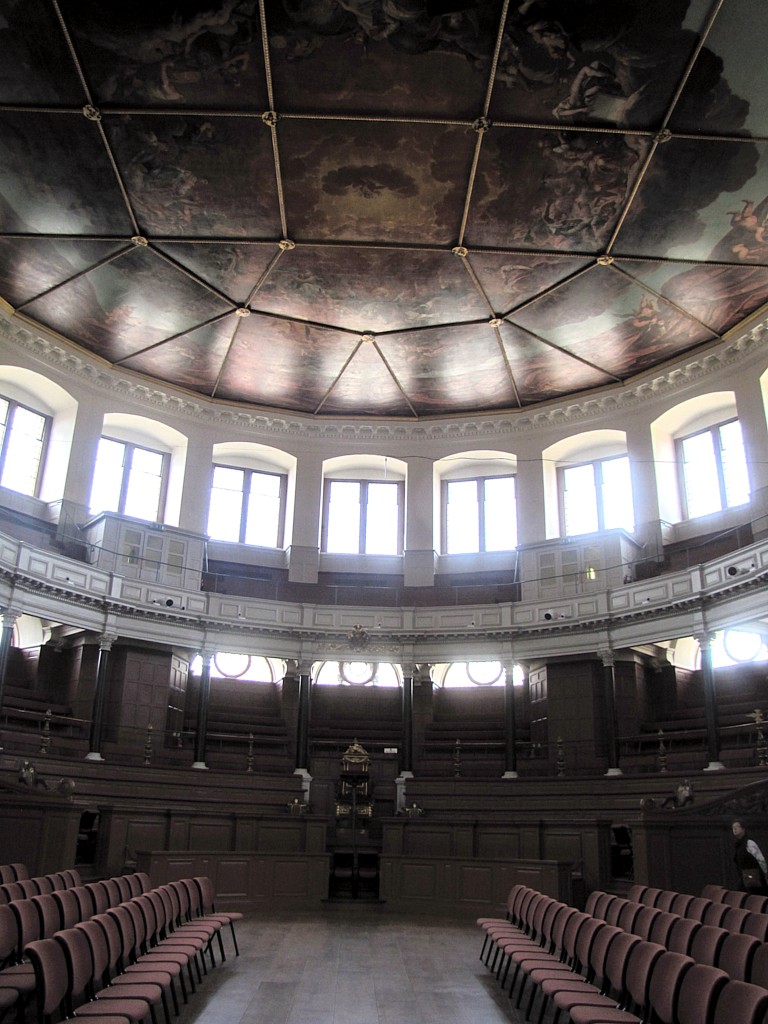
<box><xmin>732</xmin><ymin>820</ymin><xmax>768</xmax><ymax>894</ymax></box>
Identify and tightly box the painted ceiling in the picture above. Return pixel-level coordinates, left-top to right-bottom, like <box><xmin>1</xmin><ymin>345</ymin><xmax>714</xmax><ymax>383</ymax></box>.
<box><xmin>1</xmin><ymin>0</ymin><xmax>768</xmax><ymax>418</ymax></box>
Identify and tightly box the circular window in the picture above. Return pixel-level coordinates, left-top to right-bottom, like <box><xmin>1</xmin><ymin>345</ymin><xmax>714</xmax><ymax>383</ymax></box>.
<box><xmin>341</xmin><ymin>661</ymin><xmax>376</xmax><ymax>685</ymax></box>
<box><xmin>213</xmin><ymin>652</ymin><xmax>252</xmax><ymax>678</ymax></box>
<box><xmin>466</xmin><ymin>661</ymin><xmax>503</xmax><ymax>686</ymax></box>
<box><xmin>723</xmin><ymin>630</ymin><xmax>764</xmax><ymax>664</ymax></box>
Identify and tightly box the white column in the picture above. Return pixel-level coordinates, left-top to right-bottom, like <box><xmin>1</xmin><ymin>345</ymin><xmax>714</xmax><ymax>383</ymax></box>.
<box><xmin>404</xmin><ymin>456</ymin><xmax>435</xmax><ymax>586</ymax></box>
<box><xmin>734</xmin><ymin>374</ymin><xmax>768</xmax><ymax>538</ymax></box>
<box><xmin>177</xmin><ymin>434</ymin><xmax>215</xmax><ymax>535</ymax></box>
<box><xmin>288</xmin><ymin>452</ymin><xmax>323</xmax><ymax>583</ymax></box>
<box><xmin>515</xmin><ymin>450</ymin><xmax>547</xmax><ymax>545</ymax></box>
<box><xmin>59</xmin><ymin>400</ymin><xmax>105</xmax><ymax>520</ymax></box>
<box><xmin>625</xmin><ymin>415</ymin><xmax>663</xmax><ymax>560</ymax></box>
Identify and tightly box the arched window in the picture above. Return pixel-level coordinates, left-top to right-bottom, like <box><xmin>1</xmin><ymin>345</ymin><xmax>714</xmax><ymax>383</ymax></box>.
<box><xmin>89</xmin><ymin>414</ymin><xmax>188</xmax><ymax>526</ymax></box>
<box><xmin>314</xmin><ymin>662</ymin><xmax>401</xmax><ymax>686</ymax></box>
<box><xmin>432</xmin><ymin>661</ymin><xmax>523</xmax><ymax>687</ymax></box>
<box><xmin>543</xmin><ymin>430</ymin><xmax>632</xmax><ymax>538</ymax></box>
<box><xmin>322</xmin><ymin>455</ymin><xmax>405</xmax><ymax>555</ymax></box>
<box><xmin>208</xmin><ymin>443</ymin><xmax>294</xmax><ymax>548</ymax></box>
<box><xmin>436</xmin><ymin>451</ymin><xmax>517</xmax><ymax>554</ymax></box>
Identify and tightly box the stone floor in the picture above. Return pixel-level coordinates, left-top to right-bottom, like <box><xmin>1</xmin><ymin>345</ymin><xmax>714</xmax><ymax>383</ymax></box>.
<box><xmin>172</xmin><ymin>904</ymin><xmax>533</xmax><ymax>1024</ymax></box>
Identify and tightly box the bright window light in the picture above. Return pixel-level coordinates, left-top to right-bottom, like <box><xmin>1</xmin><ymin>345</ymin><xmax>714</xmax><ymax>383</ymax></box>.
<box><xmin>444</xmin><ymin>475</ymin><xmax>516</xmax><ymax>554</ymax></box>
<box><xmin>207</xmin><ymin>466</ymin><xmax>284</xmax><ymax>547</ymax></box>
<box><xmin>681</xmin><ymin>419</ymin><xmax>750</xmax><ymax>519</ymax></box>
<box><xmin>324</xmin><ymin>479</ymin><xmax>402</xmax><ymax>555</ymax></box>
<box><xmin>562</xmin><ymin>455</ymin><xmax>633</xmax><ymax>536</ymax></box>
<box><xmin>0</xmin><ymin>397</ymin><xmax>48</xmax><ymax>497</ymax></box>
<box><xmin>89</xmin><ymin>436</ymin><xmax>166</xmax><ymax>522</ymax></box>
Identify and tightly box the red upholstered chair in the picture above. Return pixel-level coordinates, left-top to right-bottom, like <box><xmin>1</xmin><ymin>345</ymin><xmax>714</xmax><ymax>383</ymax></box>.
<box><xmin>626</xmin><ymin>884</ymin><xmax>647</xmax><ymax>905</ymax></box>
<box><xmin>126</xmin><ymin>875</ymin><xmax>145</xmax><ymax>899</ymax></box>
<box><xmin>0</xmin><ymin>868</ymin><xmax>15</xmax><ymax>887</ymax></box>
<box><xmin>31</xmin><ymin>894</ymin><xmax>63</xmax><ymax>940</ymax></box>
<box><xmin>101</xmin><ymin>878</ymin><xmax>123</xmax><ymax>909</ymax></box>
<box><xmin>685</xmin><ymin>897</ymin><xmax>713</xmax><ymax>921</ymax></box>
<box><xmin>114</xmin><ymin>876</ymin><xmax>134</xmax><ymax>903</ymax></box>
<box><xmin>716</xmin><ymin>932</ymin><xmax>759</xmax><ymax>982</ymax></box>
<box><xmin>670</xmin><ymin>892</ymin><xmax>695</xmax><ymax>917</ymax></box>
<box><xmin>103</xmin><ymin>904</ymin><xmax>183</xmax><ymax>1011</ymax></box>
<box><xmin>713</xmin><ymin>979</ymin><xmax>768</xmax><ymax>1024</ymax></box>
<box><xmin>630</xmin><ymin>906</ymin><xmax>661</xmax><ymax>940</ymax></box>
<box><xmin>640</xmin><ymin>887</ymin><xmax>663</xmax><ymax>908</ymax></box>
<box><xmin>654</xmin><ymin>891</ymin><xmax>677</xmax><ymax>913</ymax></box>
<box><xmin>701</xmin><ymin>885</ymin><xmax>727</xmax><ymax>903</ymax></box>
<box><xmin>742</xmin><ymin>912</ymin><xmax>768</xmax><ymax>942</ymax></box>
<box><xmin>721</xmin><ymin>906</ymin><xmax>751</xmax><ymax>933</ymax></box>
<box><xmin>616</xmin><ymin>901</ymin><xmax>643</xmax><ymax>933</ymax></box>
<box><xmin>8</xmin><ymin>866</ymin><xmax>27</xmax><ymax>883</ymax></box>
<box><xmin>648</xmin><ymin>910</ymin><xmax>678</xmax><ymax>948</ymax></box>
<box><xmin>667</xmin><ymin>916</ymin><xmax>701</xmax><ymax>955</ymax></box>
<box><xmin>25</xmin><ymin>937</ymin><xmax>133</xmax><ymax>1024</ymax></box>
<box><xmin>721</xmin><ymin>888</ymin><xmax>749</xmax><ymax>908</ymax></box>
<box><xmin>128</xmin><ymin>896</ymin><xmax>195</xmax><ymax>999</ymax></box>
<box><xmin>605</xmin><ymin>898</ymin><xmax>629</xmax><ymax>927</ymax></box>
<box><xmin>84</xmin><ymin>882</ymin><xmax>110</xmax><ymax>916</ymax></box>
<box><xmin>743</xmin><ymin>894</ymin><xmax>768</xmax><ymax>914</ymax></box>
<box><xmin>192</xmin><ymin>876</ymin><xmax>242</xmax><ymax>958</ymax></box>
<box><xmin>33</xmin><ymin>876</ymin><xmax>54</xmax><ymax>895</ymax></box>
<box><xmin>673</xmin><ymin>962</ymin><xmax>728</xmax><ymax>1024</ymax></box>
<box><xmin>567</xmin><ymin>940</ymin><xmax>670</xmax><ymax>1024</ymax></box>
<box><xmin>689</xmin><ymin>925</ymin><xmax>728</xmax><ymax>967</ymax></box>
<box><xmin>52</xmin><ymin>889</ymin><xmax>82</xmax><ymax>930</ymax></box>
<box><xmin>702</xmin><ymin>903</ymin><xmax>730</xmax><ymax>927</ymax></box>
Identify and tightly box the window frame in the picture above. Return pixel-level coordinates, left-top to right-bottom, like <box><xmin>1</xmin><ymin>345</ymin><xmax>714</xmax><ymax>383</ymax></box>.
<box><xmin>558</xmin><ymin>453</ymin><xmax>633</xmax><ymax>537</ymax></box>
<box><xmin>321</xmin><ymin>477</ymin><xmax>405</xmax><ymax>555</ymax></box>
<box><xmin>207</xmin><ymin>463</ymin><xmax>287</xmax><ymax>548</ymax></box>
<box><xmin>676</xmin><ymin>417</ymin><xmax>749</xmax><ymax>520</ymax></box>
<box><xmin>0</xmin><ymin>395</ymin><xmax>50</xmax><ymax>499</ymax></box>
<box><xmin>441</xmin><ymin>473</ymin><xmax>517</xmax><ymax>554</ymax></box>
<box><xmin>90</xmin><ymin>434</ymin><xmax>170</xmax><ymax>523</ymax></box>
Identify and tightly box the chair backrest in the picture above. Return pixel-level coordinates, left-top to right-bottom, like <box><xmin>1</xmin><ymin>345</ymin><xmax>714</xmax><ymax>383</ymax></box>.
<box><xmin>721</xmin><ymin>889</ymin><xmax>748</xmax><ymax>908</ymax></box>
<box><xmin>180</xmin><ymin>878</ymin><xmax>204</xmax><ymax>919</ymax></box>
<box><xmin>643</xmin><ymin>887</ymin><xmax>663</xmax><ymax>908</ymax></box>
<box><xmin>743</xmin><ymin>894</ymin><xmax>768</xmax><ymax>914</ymax></box>
<box><xmin>689</xmin><ymin>925</ymin><xmax>728</xmax><ymax>967</ymax></box>
<box><xmin>133</xmin><ymin>872</ymin><xmax>152</xmax><ymax>893</ymax></box>
<box><xmin>648</xmin><ymin>910</ymin><xmax>678</xmax><ymax>947</ymax></box>
<box><xmin>1</xmin><ymin>882</ymin><xmax>24</xmax><ymax>903</ymax></box>
<box><xmin>25</xmin><ymin>937</ymin><xmax>70</xmax><ymax>1019</ymax></box>
<box><xmin>104</xmin><ymin>905</ymin><xmax>136</xmax><ymax>967</ymax></box>
<box><xmin>539</xmin><ymin>901</ymin><xmax>568</xmax><ymax>950</ymax></box>
<box><xmin>572</xmin><ymin>917</ymin><xmax>605</xmax><ymax>974</ymax></box>
<box><xmin>585</xmin><ymin>890</ymin><xmax>607</xmax><ymax>916</ymax></box>
<box><xmin>45</xmin><ymin>872</ymin><xmax>69</xmax><ymax>892</ymax></box>
<box><xmin>114</xmin><ymin>875</ymin><xmax>133</xmax><ymax>903</ymax></box>
<box><xmin>51</xmin><ymin>889</ymin><xmax>81</xmax><ymax>930</ymax></box>
<box><xmin>716</xmin><ymin>932</ymin><xmax>759</xmax><ymax>982</ymax></box>
<box><xmin>670</xmin><ymin>892</ymin><xmax>695</xmax><ymax>917</ymax></box>
<box><xmin>54</xmin><ymin>924</ymin><xmax>97</xmax><ymax>1003</ymax></box>
<box><xmin>156</xmin><ymin>887</ymin><xmax>178</xmax><ymax>932</ymax></box>
<box><xmin>514</xmin><ymin>889</ymin><xmax>538</xmax><ymax>930</ymax></box>
<box><xmin>33</xmin><ymin>876</ymin><xmax>54</xmax><ymax>896</ymax></box>
<box><xmin>627</xmin><ymin>884</ymin><xmax>648</xmax><ymax>904</ymax></box>
<box><xmin>75</xmin><ymin>919</ymin><xmax>116</xmax><ymax>990</ymax></box>
<box><xmin>667</xmin><ymin>916</ymin><xmax>701</xmax><ymax>955</ymax></box>
<box><xmin>686</xmin><ymin>897</ymin><xmax>713</xmax><ymax>922</ymax></box>
<box><xmin>603</xmin><ymin>929</ymin><xmax>644</xmax><ymax>999</ymax></box>
<box><xmin>61</xmin><ymin>869</ymin><xmax>82</xmax><ymax>888</ymax></box>
<box><xmin>617</xmin><ymin>901</ymin><xmax>643</xmax><ymax>933</ymax></box>
<box><xmin>722</xmin><ymin>907</ymin><xmax>751</xmax><ymax>934</ymax></box>
<box><xmin>89</xmin><ymin>912</ymin><xmax>123</xmax><ymax>975</ymax></box>
<box><xmin>84</xmin><ymin>881</ymin><xmax>110</xmax><ymax>915</ymax></box>
<box><xmin>745</xmin><ymin>939</ymin><xmax>768</xmax><ymax>988</ymax></box>
<box><xmin>126</xmin><ymin>873</ymin><xmax>144</xmax><ymax>898</ymax></box>
<box><xmin>702</xmin><ymin>885</ymin><xmax>727</xmax><ymax>903</ymax></box>
<box><xmin>31</xmin><ymin>893</ymin><xmax>61</xmax><ymax>939</ymax></box>
<box><xmin>9</xmin><ymin>864</ymin><xmax>28</xmax><ymax>881</ymax></box>
<box><xmin>145</xmin><ymin>890</ymin><xmax>169</xmax><ymax>940</ymax></box>
<box><xmin>101</xmin><ymin>877</ymin><xmax>122</xmax><ymax>909</ymax></box>
<box><xmin>10</xmin><ymin>897</ymin><xmax>41</xmax><ymax>948</ymax></box>
<box><xmin>586</xmin><ymin>923</ymin><xmax>623</xmax><ymax>988</ymax></box>
<box><xmin>605</xmin><ymin>896</ymin><xmax>628</xmax><ymax>927</ymax></box>
<box><xmin>646</xmin><ymin>950</ymin><xmax>696</xmax><ymax>1024</ymax></box>
<box><xmin>654</xmin><ymin>891</ymin><xmax>677</xmax><ymax>913</ymax></box>
<box><xmin>0</xmin><ymin>866</ymin><xmax>15</xmax><ymax>886</ymax></box>
<box><xmin>16</xmin><ymin>878</ymin><xmax>41</xmax><ymax>898</ymax></box>
<box><xmin>713</xmin><ymin>979</ymin><xmax>768</xmax><ymax>1024</ymax></box>
<box><xmin>193</xmin><ymin>876</ymin><xmax>217</xmax><ymax>914</ymax></box>
<box><xmin>632</xmin><ymin>905</ymin><xmax>661</xmax><ymax>940</ymax></box>
<box><xmin>0</xmin><ymin>904</ymin><xmax>20</xmax><ymax>963</ymax></box>
<box><xmin>622</xmin><ymin>940</ymin><xmax>667</xmax><ymax>1014</ymax></box>
<box><xmin>673</xmin><ymin>962</ymin><xmax>728</xmax><ymax>1024</ymax></box>
<box><xmin>122</xmin><ymin>899</ymin><xmax>149</xmax><ymax>958</ymax></box>
<box><xmin>549</xmin><ymin>905</ymin><xmax>577</xmax><ymax>956</ymax></box>
<box><xmin>69</xmin><ymin>886</ymin><xmax>94</xmax><ymax>922</ymax></box>
<box><xmin>743</xmin><ymin>912</ymin><xmax>768</xmax><ymax>942</ymax></box>
<box><xmin>560</xmin><ymin>911</ymin><xmax>590</xmax><ymax>965</ymax></box>
<box><xmin>520</xmin><ymin>892</ymin><xmax>547</xmax><ymax>935</ymax></box>
<box><xmin>703</xmin><ymin>903</ymin><xmax>730</xmax><ymax>928</ymax></box>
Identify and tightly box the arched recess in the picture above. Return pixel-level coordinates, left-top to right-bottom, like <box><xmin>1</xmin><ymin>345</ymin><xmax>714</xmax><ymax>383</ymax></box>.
<box><xmin>0</xmin><ymin>365</ymin><xmax>77</xmax><ymax>503</ymax></box>
<box><xmin>100</xmin><ymin>413</ymin><xmax>188</xmax><ymax>527</ymax></box>
<box><xmin>433</xmin><ymin>449</ymin><xmax>517</xmax><ymax>554</ymax></box>
<box><xmin>541</xmin><ymin>429</ymin><xmax>628</xmax><ymax>539</ymax></box>
<box><xmin>650</xmin><ymin>392</ymin><xmax>737</xmax><ymax>526</ymax></box>
<box><xmin>210</xmin><ymin>441</ymin><xmax>297</xmax><ymax>547</ymax></box>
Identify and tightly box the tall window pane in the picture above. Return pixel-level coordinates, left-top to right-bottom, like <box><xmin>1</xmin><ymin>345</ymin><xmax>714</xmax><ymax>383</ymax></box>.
<box><xmin>90</xmin><ymin>438</ymin><xmax>126</xmax><ymax>514</ymax></box>
<box><xmin>245</xmin><ymin>471</ymin><xmax>282</xmax><ymax>547</ymax></box>
<box><xmin>719</xmin><ymin>420</ymin><xmax>750</xmax><ymax>508</ymax></box>
<box><xmin>446</xmin><ymin>479</ymin><xmax>480</xmax><ymax>553</ymax></box>
<box><xmin>365</xmin><ymin>482</ymin><xmax>399</xmax><ymax>555</ymax></box>
<box><xmin>208</xmin><ymin>466</ymin><xmax>245</xmax><ymax>542</ymax></box>
<box><xmin>326</xmin><ymin>481</ymin><xmax>361</xmax><ymax>553</ymax></box>
<box><xmin>484</xmin><ymin>476</ymin><xmax>516</xmax><ymax>551</ymax></box>
<box><xmin>1</xmin><ymin>404</ymin><xmax>47</xmax><ymax>496</ymax></box>
<box><xmin>681</xmin><ymin>431</ymin><xmax>719</xmax><ymax>518</ymax></box>
<box><xmin>123</xmin><ymin>447</ymin><xmax>164</xmax><ymax>520</ymax></box>
<box><xmin>601</xmin><ymin>456</ymin><xmax>634</xmax><ymax>531</ymax></box>
<box><xmin>563</xmin><ymin>463</ymin><xmax>599</xmax><ymax>536</ymax></box>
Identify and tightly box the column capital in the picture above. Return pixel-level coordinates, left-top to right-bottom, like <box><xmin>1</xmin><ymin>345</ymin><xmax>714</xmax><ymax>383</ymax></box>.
<box><xmin>298</xmin><ymin>660</ymin><xmax>313</xmax><ymax>677</ymax></box>
<box><xmin>198</xmin><ymin>648</ymin><xmax>215</xmax><ymax>664</ymax></box>
<box><xmin>0</xmin><ymin>609</ymin><xmax>21</xmax><ymax>630</ymax></box>
<box><xmin>695</xmin><ymin>633</ymin><xmax>716</xmax><ymax>651</ymax></box>
<box><xmin>98</xmin><ymin>632</ymin><xmax>118</xmax><ymax>652</ymax></box>
<box><xmin>597</xmin><ymin>648</ymin><xmax>615</xmax><ymax>667</ymax></box>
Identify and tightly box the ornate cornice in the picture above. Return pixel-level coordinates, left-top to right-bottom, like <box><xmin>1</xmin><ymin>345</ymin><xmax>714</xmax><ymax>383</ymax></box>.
<box><xmin>2</xmin><ymin>307</ymin><xmax>768</xmax><ymax>445</ymax></box>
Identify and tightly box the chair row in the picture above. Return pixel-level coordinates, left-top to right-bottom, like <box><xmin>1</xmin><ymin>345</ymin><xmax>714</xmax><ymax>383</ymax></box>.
<box><xmin>478</xmin><ymin>886</ymin><xmax>768</xmax><ymax>1024</ymax></box>
<box><xmin>597</xmin><ymin>889</ymin><xmax>768</xmax><ymax>941</ymax></box>
<box><xmin>3</xmin><ymin>875</ymin><xmax>240</xmax><ymax>1023</ymax></box>
<box><xmin>0</xmin><ymin>868</ymin><xmax>84</xmax><ymax>904</ymax></box>
<box><xmin>629</xmin><ymin>882</ymin><xmax>768</xmax><ymax>916</ymax></box>
<box><xmin>0</xmin><ymin>864</ymin><xmax>28</xmax><ymax>886</ymax></box>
